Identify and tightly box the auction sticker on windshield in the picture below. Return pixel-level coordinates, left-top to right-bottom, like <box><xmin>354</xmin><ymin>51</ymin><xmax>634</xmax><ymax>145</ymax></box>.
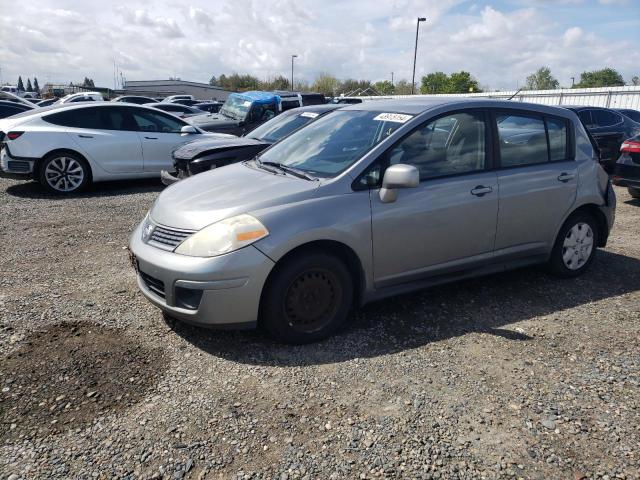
<box><xmin>300</xmin><ymin>112</ymin><xmax>319</xmax><ymax>118</ymax></box>
<box><xmin>373</xmin><ymin>113</ymin><xmax>413</xmax><ymax>123</ymax></box>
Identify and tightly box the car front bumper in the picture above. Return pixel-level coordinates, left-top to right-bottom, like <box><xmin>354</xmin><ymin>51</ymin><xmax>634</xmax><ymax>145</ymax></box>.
<box><xmin>129</xmin><ymin>221</ymin><xmax>275</xmax><ymax>328</ymax></box>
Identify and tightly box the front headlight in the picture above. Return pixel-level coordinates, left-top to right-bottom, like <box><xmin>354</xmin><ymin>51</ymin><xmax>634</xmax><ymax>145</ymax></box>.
<box><xmin>174</xmin><ymin>214</ymin><xmax>269</xmax><ymax>257</ymax></box>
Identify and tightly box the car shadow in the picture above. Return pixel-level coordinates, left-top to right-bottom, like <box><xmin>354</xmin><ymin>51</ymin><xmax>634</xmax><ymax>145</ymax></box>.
<box><xmin>168</xmin><ymin>250</ymin><xmax>640</xmax><ymax>367</ymax></box>
<box><xmin>4</xmin><ymin>178</ymin><xmax>164</xmax><ymax>199</ymax></box>
<box><xmin>624</xmin><ymin>198</ymin><xmax>640</xmax><ymax>207</ymax></box>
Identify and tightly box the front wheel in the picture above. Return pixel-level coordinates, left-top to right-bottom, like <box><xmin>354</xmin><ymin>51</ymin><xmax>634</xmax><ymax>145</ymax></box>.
<box><xmin>38</xmin><ymin>153</ymin><xmax>90</xmax><ymax>194</ymax></box>
<box><xmin>261</xmin><ymin>252</ymin><xmax>353</xmax><ymax>344</ymax></box>
<box><xmin>628</xmin><ymin>187</ymin><xmax>640</xmax><ymax>199</ymax></box>
<box><xmin>546</xmin><ymin>212</ymin><xmax>598</xmax><ymax>278</ymax></box>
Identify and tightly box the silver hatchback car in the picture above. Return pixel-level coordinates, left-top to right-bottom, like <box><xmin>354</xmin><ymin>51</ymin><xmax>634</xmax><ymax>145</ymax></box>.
<box><xmin>130</xmin><ymin>98</ymin><xmax>615</xmax><ymax>343</ymax></box>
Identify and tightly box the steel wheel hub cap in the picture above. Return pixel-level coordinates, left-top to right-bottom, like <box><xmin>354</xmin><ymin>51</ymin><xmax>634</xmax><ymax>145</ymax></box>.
<box><xmin>284</xmin><ymin>269</ymin><xmax>340</xmax><ymax>333</ymax></box>
<box><xmin>562</xmin><ymin>222</ymin><xmax>594</xmax><ymax>270</ymax></box>
<box><xmin>45</xmin><ymin>157</ymin><xmax>84</xmax><ymax>192</ymax></box>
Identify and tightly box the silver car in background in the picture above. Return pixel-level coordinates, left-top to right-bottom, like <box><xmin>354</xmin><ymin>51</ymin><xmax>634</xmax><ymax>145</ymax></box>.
<box><xmin>129</xmin><ymin>98</ymin><xmax>615</xmax><ymax>344</ymax></box>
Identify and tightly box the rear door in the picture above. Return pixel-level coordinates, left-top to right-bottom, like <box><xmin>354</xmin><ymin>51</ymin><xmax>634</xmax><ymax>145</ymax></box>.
<box><xmin>369</xmin><ymin>109</ymin><xmax>499</xmax><ymax>286</ymax></box>
<box><xmin>130</xmin><ymin>108</ymin><xmax>191</xmax><ymax>173</ymax></box>
<box><xmin>46</xmin><ymin>106</ymin><xmax>143</xmax><ymax>173</ymax></box>
<box><xmin>493</xmin><ymin>111</ymin><xmax>577</xmax><ymax>257</ymax></box>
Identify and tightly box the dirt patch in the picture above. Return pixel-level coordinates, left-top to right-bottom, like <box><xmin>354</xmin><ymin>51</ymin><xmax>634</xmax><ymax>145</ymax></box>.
<box><xmin>0</xmin><ymin>322</ymin><xmax>167</xmax><ymax>440</ymax></box>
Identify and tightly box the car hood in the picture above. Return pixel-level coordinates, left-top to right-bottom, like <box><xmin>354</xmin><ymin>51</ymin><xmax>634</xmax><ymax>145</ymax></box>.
<box><xmin>150</xmin><ymin>161</ymin><xmax>320</xmax><ymax>230</ymax></box>
<box><xmin>173</xmin><ymin>136</ymin><xmax>267</xmax><ymax>160</ymax></box>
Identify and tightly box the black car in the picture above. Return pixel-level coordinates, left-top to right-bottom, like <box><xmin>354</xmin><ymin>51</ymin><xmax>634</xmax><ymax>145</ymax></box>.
<box><xmin>612</xmin><ymin>133</ymin><xmax>640</xmax><ymax>199</ymax></box>
<box><xmin>161</xmin><ymin>104</ymin><xmax>341</xmax><ymax>185</ymax></box>
<box><xmin>145</xmin><ymin>102</ymin><xmax>205</xmax><ymax>118</ymax></box>
<box><xmin>194</xmin><ymin>101</ymin><xmax>223</xmax><ymax>113</ymax></box>
<box><xmin>0</xmin><ymin>100</ymin><xmax>35</xmax><ymax>119</ymax></box>
<box><xmin>112</xmin><ymin>95</ymin><xmax>158</xmax><ymax>105</ymax></box>
<box><xmin>616</xmin><ymin>108</ymin><xmax>640</xmax><ymax>123</ymax></box>
<box><xmin>564</xmin><ymin>106</ymin><xmax>640</xmax><ymax>172</ymax></box>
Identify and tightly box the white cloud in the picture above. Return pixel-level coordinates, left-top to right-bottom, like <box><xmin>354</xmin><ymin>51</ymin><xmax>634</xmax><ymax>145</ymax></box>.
<box><xmin>0</xmin><ymin>0</ymin><xmax>638</xmax><ymax>91</ymax></box>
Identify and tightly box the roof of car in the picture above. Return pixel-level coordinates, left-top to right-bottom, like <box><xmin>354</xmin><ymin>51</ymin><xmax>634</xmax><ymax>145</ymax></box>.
<box><xmin>294</xmin><ymin>104</ymin><xmax>342</xmax><ymax>113</ymax></box>
<box><xmin>341</xmin><ymin>97</ymin><xmax>580</xmax><ymax>117</ymax></box>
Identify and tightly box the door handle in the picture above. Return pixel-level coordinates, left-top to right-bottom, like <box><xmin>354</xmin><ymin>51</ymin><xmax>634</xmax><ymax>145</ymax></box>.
<box><xmin>144</xmin><ymin>136</ymin><xmax>158</xmax><ymax>140</ymax></box>
<box><xmin>78</xmin><ymin>134</ymin><xmax>93</xmax><ymax>138</ymax></box>
<box><xmin>557</xmin><ymin>172</ymin><xmax>575</xmax><ymax>182</ymax></box>
<box><xmin>470</xmin><ymin>185</ymin><xmax>493</xmax><ymax>197</ymax></box>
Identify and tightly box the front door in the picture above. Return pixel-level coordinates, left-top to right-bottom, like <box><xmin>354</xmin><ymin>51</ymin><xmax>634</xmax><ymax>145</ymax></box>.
<box><xmin>370</xmin><ymin>110</ymin><xmax>499</xmax><ymax>287</ymax></box>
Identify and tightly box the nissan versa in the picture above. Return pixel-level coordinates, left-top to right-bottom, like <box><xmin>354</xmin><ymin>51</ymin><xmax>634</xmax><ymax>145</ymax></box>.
<box><xmin>129</xmin><ymin>99</ymin><xmax>616</xmax><ymax>344</ymax></box>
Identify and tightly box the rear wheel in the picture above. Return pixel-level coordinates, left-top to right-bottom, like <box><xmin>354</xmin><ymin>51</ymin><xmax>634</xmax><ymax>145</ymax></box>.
<box><xmin>628</xmin><ymin>187</ymin><xmax>640</xmax><ymax>199</ymax></box>
<box><xmin>38</xmin><ymin>152</ymin><xmax>90</xmax><ymax>194</ymax></box>
<box><xmin>546</xmin><ymin>212</ymin><xmax>598</xmax><ymax>278</ymax></box>
<box><xmin>261</xmin><ymin>252</ymin><xmax>353</xmax><ymax>344</ymax></box>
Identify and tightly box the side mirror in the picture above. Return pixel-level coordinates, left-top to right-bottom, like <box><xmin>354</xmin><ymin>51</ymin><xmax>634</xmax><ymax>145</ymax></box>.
<box><xmin>180</xmin><ymin>125</ymin><xmax>198</xmax><ymax>135</ymax></box>
<box><xmin>379</xmin><ymin>164</ymin><xmax>419</xmax><ymax>203</ymax></box>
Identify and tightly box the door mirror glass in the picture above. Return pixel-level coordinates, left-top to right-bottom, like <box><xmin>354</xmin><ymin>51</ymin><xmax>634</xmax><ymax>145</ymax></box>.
<box><xmin>379</xmin><ymin>164</ymin><xmax>419</xmax><ymax>203</ymax></box>
<box><xmin>181</xmin><ymin>125</ymin><xmax>198</xmax><ymax>135</ymax></box>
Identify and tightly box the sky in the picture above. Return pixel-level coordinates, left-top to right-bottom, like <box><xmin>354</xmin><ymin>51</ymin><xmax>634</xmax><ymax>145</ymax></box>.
<box><xmin>1</xmin><ymin>0</ymin><xmax>639</xmax><ymax>91</ymax></box>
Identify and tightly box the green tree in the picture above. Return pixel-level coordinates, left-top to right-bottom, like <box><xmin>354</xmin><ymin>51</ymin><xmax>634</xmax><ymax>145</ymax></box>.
<box><xmin>631</xmin><ymin>75</ymin><xmax>639</xmax><ymax>86</ymax></box>
<box><xmin>525</xmin><ymin>67</ymin><xmax>559</xmax><ymax>90</ymax></box>
<box><xmin>261</xmin><ymin>75</ymin><xmax>290</xmax><ymax>91</ymax></box>
<box><xmin>17</xmin><ymin>76</ymin><xmax>24</xmax><ymax>91</ymax></box>
<box><xmin>82</xmin><ymin>77</ymin><xmax>95</xmax><ymax>88</ymax></box>
<box><xmin>209</xmin><ymin>75</ymin><xmax>218</xmax><ymax>86</ymax></box>
<box><xmin>374</xmin><ymin>80</ymin><xmax>395</xmax><ymax>95</ymax></box>
<box><xmin>448</xmin><ymin>71</ymin><xmax>482</xmax><ymax>93</ymax></box>
<box><xmin>394</xmin><ymin>79</ymin><xmax>414</xmax><ymax>95</ymax></box>
<box><xmin>574</xmin><ymin>68</ymin><xmax>624</xmax><ymax>88</ymax></box>
<box><xmin>33</xmin><ymin>77</ymin><xmax>40</xmax><ymax>93</ymax></box>
<box><xmin>420</xmin><ymin>71</ymin><xmax>449</xmax><ymax>94</ymax></box>
<box><xmin>312</xmin><ymin>73</ymin><xmax>340</xmax><ymax>95</ymax></box>
<box><xmin>26</xmin><ymin>78</ymin><xmax>33</xmax><ymax>92</ymax></box>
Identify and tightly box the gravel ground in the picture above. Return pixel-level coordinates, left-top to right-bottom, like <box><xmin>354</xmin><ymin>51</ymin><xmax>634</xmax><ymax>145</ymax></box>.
<box><xmin>0</xmin><ymin>177</ymin><xmax>638</xmax><ymax>480</ymax></box>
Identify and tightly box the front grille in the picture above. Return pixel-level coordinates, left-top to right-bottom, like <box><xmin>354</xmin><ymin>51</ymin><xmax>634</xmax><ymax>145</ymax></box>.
<box><xmin>148</xmin><ymin>225</ymin><xmax>194</xmax><ymax>251</ymax></box>
<box><xmin>7</xmin><ymin>160</ymin><xmax>31</xmax><ymax>173</ymax></box>
<box><xmin>139</xmin><ymin>271</ymin><xmax>166</xmax><ymax>299</ymax></box>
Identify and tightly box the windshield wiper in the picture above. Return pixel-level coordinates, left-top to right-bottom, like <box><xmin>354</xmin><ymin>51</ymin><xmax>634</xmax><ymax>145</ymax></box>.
<box><xmin>259</xmin><ymin>161</ymin><xmax>316</xmax><ymax>181</ymax></box>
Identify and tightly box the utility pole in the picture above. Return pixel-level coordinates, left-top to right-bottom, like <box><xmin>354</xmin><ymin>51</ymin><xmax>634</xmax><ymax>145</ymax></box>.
<box><xmin>291</xmin><ymin>54</ymin><xmax>298</xmax><ymax>92</ymax></box>
<box><xmin>391</xmin><ymin>71</ymin><xmax>394</xmax><ymax>87</ymax></box>
<box><xmin>411</xmin><ymin>17</ymin><xmax>427</xmax><ymax>95</ymax></box>
<box><xmin>571</xmin><ymin>77</ymin><xmax>575</xmax><ymax>87</ymax></box>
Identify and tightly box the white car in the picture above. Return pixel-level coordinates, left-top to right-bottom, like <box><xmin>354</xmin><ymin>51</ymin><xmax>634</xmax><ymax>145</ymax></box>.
<box><xmin>56</xmin><ymin>92</ymin><xmax>105</xmax><ymax>104</ymax></box>
<box><xmin>0</xmin><ymin>102</ymin><xmax>219</xmax><ymax>194</ymax></box>
<box><xmin>163</xmin><ymin>94</ymin><xmax>195</xmax><ymax>102</ymax></box>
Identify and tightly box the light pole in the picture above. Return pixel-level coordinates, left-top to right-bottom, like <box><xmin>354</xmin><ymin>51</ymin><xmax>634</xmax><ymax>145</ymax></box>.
<box><xmin>411</xmin><ymin>17</ymin><xmax>427</xmax><ymax>95</ymax></box>
<box><xmin>391</xmin><ymin>71</ymin><xmax>394</xmax><ymax>87</ymax></box>
<box><xmin>291</xmin><ymin>54</ymin><xmax>298</xmax><ymax>92</ymax></box>
<box><xmin>571</xmin><ymin>76</ymin><xmax>575</xmax><ymax>88</ymax></box>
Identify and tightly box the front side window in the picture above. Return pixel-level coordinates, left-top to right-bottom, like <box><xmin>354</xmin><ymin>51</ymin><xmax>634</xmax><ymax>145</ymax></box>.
<box><xmin>247</xmin><ymin>110</ymin><xmax>316</xmax><ymax>142</ymax></box>
<box><xmin>578</xmin><ymin>110</ymin><xmax>594</xmax><ymax>127</ymax></box>
<box><xmin>132</xmin><ymin>110</ymin><xmax>186</xmax><ymax>133</ymax></box>
<box><xmin>257</xmin><ymin>110</ymin><xmax>404</xmax><ymax>178</ymax></box>
<box><xmin>497</xmin><ymin>114</ymin><xmax>547</xmax><ymax>167</ymax></box>
<box><xmin>387</xmin><ymin>112</ymin><xmax>486</xmax><ymax>180</ymax></box>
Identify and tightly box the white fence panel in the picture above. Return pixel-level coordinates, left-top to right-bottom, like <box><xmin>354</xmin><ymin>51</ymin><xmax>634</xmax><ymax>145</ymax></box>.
<box><xmin>357</xmin><ymin>86</ymin><xmax>640</xmax><ymax>110</ymax></box>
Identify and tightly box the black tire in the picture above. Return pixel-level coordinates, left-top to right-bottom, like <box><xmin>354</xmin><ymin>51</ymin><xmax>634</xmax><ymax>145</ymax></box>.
<box><xmin>546</xmin><ymin>212</ymin><xmax>599</xmax><ymax>278</ymax></box>
<box><xmin>38</xmin><ymin>152</ymin><xmax>90</xmax><ymax>194</ymax></box>
<box><xmin>628</xmin><ymin>187</ymin><xmax>640</xmax><ymax>199</ymax></box>
<box><xmin>261</xmin><ymin>252</ymin><xmax>353</xmax><ymax>344</ymax></box>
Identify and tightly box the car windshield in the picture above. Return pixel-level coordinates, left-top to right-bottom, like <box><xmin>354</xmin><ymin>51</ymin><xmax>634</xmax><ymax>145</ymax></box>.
<box><xmin>220</xmin><ymin>95</ymin><xmax>252</xmax><ymax>121</ymax></box>
<box><xmin>257</xmin><ymin>110</ymin><xmax>406</xmax><ymax>178</ymax></box>
<box><xmin>247</xmin><ymin>110</ymin><xmax>320</xmax><ymax>142</ymax></box>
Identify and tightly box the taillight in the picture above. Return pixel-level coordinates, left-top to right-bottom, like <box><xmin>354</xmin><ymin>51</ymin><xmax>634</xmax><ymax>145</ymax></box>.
<box><xmin>7</xmin><ymin>131</ymin><xmax>24</xmax><ymax>140</ymax></box>
<box><xmin>620</xmin><ymin>140</ymin><xmax>640</xmax><ymax>153</ymax></box>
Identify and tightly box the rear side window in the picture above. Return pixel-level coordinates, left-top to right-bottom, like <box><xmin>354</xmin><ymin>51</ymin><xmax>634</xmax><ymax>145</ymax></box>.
<box><xmin>593</xmin><ymin>109</ymin><xmax>622</xmax><ymax>127</ymax></box>
<box><xmin>578</xmin><ymin>110</ymin><xmax>593</xmax><ymax>127</ymax></box>
<box><xmin>0</xmin><ymin>105</ymin><xmax>23</xmax><ymax>118</ymax></box>
<box><xmin>44</xmin><ymin>107</ymin><xmax>135</xmax><ymax>130</ymax></box>
<box><xmin>497</xmin><ymin>114</ymin><xmax>547</xmax><ymax>167</ymax></box>
<box><xmin>496</xmin><ymin>113</ymin><xmax>571</xmax><ymax>167</ymax></box>
<box><xmin>547</xmin><ymin>118</ymin><xmax>568</xmax><ymax>161</ymax></box>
